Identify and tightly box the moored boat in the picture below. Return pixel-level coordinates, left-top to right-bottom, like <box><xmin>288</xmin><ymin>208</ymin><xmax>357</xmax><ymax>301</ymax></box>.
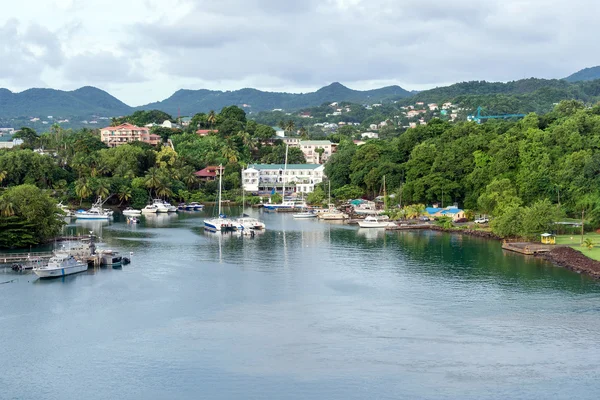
<box><xmin>122</xmin><ymin>207</ymin><xmax>142</xmax><ymax>216</ymax></box>
<box><xmin>356</xmin><ymin>215</ymin><xmax>395</xmax><ymax>228</ymax></box>
<box><xmin>235</xmin><ymin>216</ymin><xmax>266</xmax><ymax>230</ymax></box>
<box><xmin>293</xmin><ymin>210</ymin><xmax>317</xmax><ymax>219</ymax></box>
<box><xmin>204</xmin><ymin>165</ymin><xmax>235</xmax><ymax>232</ymax></box>
<box><xmin>33</xmin><ymin>251</ymin><xmax>88</xmax><ymax>278</ymax></box>
<box><xmin>142</xmin><ymin>204</ymin><xmax>159</xmax><ymax>213</ymax></box>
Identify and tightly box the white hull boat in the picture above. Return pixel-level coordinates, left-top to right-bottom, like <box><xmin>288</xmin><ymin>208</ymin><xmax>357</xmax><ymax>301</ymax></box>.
<box><xmin>357</xmin><ymin>216</ymin><xmax>395</xmax><ymax>228</ymax></box>
<box><xmin>235</xmin><ymin>216</ymin><xmax>266</xmax><ymax>230</ymax></box>
<box><xmin>204</xmin><ymin>164</ymin><xmax>235</xmax><ymax>232</ymax></box>
<box><xmin>33</xmin><ymin>252</ymin><xmax>88</xmax><ymax>278</ymax></box>
<box><xmin>74</xmin><ymin>208</ymin><xmax>112</xmax><ymax>220</ymax></box>
<box><xmin>293</xmin><ymin>211</ymin><xmax>317</xmax><ymax>219</ymax></box>
<box><xmin>122</xmin><ymin>208</ymin><xmax>142</xmax><ymax>216</ymax></box>
<box><xmin>142</xmin><ymin>204</ymin><xmax>159</xmax><ymax>213</ymax></box>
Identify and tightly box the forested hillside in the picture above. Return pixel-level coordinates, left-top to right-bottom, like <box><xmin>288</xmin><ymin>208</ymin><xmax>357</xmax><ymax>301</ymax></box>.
<box><xmin>564</xmin><ymin>66</ymin><xmax>600</xmax><ymax>82</ymax></box>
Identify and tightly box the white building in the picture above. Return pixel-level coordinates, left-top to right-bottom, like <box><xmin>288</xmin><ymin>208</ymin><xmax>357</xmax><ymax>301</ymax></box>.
<box><xmin>298</xmin><ymin>140</ymin><xmax>335</xmax><ymax>164</ymax></box>
<box><xmin>242</xmin><ymin>164</ymin><xmax>326</xmax><ymax>194</ymax></box>
<box><xmin>361</xmin><ymin>132</ymin><xmax>379</xmax><ymax>139</ymax></box>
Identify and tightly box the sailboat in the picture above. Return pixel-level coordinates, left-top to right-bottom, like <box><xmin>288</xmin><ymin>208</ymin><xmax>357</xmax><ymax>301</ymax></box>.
<box><xmin>264</xmin><ymin>144</ymin><xmax>298</xmax><ymax>210</ymax></box>
<box><xmin>235</xmin><ymin>175</ymin><xmax>266</xmax><ymax>231</ymax></box>
<box><xmin>357</xmin><ymin>176</ymin><xmax>395</xmax><ymax>228</ymax></box>
<box><xmin>318</xmin><ymin>181</ymin><xmax>349</xmax><ymax>220</ymax></box>
<box><xmin>204</xmin><ymin>165</ymin><xmax>234</xmax><ymax>232</ymax></box>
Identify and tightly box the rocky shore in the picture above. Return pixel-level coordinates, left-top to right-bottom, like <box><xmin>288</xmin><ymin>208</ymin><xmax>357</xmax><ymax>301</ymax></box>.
<box><xmin>537</xmin><ymin>247</ymin><xmax>600</xmax><ymax>279</ymax></box>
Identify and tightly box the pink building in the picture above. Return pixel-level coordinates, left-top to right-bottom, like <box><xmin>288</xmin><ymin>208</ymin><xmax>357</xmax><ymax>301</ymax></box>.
<box><xmin>100</xmin><ymin>123</ymin><xmax>161</xmax><ymax>147</ymax></box>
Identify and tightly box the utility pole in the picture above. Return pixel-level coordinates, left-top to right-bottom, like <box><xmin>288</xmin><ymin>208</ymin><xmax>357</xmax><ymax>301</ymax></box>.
<box><xmin>581</xmin><ymin>209</ymin><xmax>585</xmax><ymax>245</ymax></box>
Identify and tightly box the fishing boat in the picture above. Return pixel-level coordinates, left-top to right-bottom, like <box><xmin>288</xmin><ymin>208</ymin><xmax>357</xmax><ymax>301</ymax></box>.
<box><xmin>122</xmin><ymin>207</ymin><xmax>142</xmax><ymax>216</ymax></box>
<box><xmin>74</xmin><ymin>197</ymin><xmax>113</xmax><ymax>220</ymax></box>
<box><xmin>33</xmin><ymin>251</ymin><xmax>88</xmax><ymax>278</ymax></box>
<box><xmin>204</xmin><ymin>165</ymin><xmax>234</xmax><ymax>232</ymax></box>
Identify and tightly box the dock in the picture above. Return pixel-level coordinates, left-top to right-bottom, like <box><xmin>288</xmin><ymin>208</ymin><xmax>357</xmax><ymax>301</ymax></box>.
<box><xmin>0</xmin><ymin>252</ymin><xmax>54</xmax><ymax>264</ymax></box>
<box><xmin>501</xmin><ymin>241</ymin><xmax>556</xmax><ymax>255</ymax></box>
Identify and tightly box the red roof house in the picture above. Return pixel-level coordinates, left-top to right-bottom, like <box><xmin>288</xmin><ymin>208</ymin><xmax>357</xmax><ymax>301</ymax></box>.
<box><xmin>196</xmin><ymin>129</ymin><xmax>219</xmax><ymax>136</ymax></box>
<box><xmin>194</xmin><ymin>165</ymin><xmax>224</xmax><ymax>182</ymax></box>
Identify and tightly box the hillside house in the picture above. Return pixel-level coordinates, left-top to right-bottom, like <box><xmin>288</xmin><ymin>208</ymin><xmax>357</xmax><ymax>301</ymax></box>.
<box><xmin>196</xmin><ymin>129</ymin><xmax>218</xmax><ymax>137</ymax></box>
<box><xmin>361</xmin><ymin>132</ymin><xmax>379</xmax><ymax>139</ymax></box>
<box><xmin>298</xmin><ymin>140</ymin><xmax>336</xmax><ymax>164</ymax></box>
<box><xmin>195</xmin><ymin>165</ymin><xmax>223</xmax><ymax>182</ymax></box>
<box><xmin>100</xmin><ymin>123</ymin><xmax>160</xmax><ymax>147</ymax></box>
<box><xmin>242</xmin><ymin>164</ymin><xmax>325</xmax><ymax>193</ymax></box>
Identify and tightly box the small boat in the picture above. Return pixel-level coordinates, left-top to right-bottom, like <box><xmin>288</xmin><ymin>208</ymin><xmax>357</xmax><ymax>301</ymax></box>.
<box><xmin>188</xmin><ymin>202</ymin><xmax>204</xmax><ymax>210</ymax></box>
<box><xmin>293</xmin><ymin>210</ymin><xmax>317</xmax><ymax>219</ymax></box>
<box><xmin>127</xmin><ymin>216</ymin><xmax>139</xmax><ymax>224</ymax></box>
<box><xmin>142</xmin><ymin>204</ymin><xmax>159</xmax><ymax>213</ymax></box>
<box><xmin>235</xmin><ymin>215</ymin><xmax>266</xmax><ymax>230</ymax></box>
<box><xmin>122</xmin><ymin>207</ymin><xmax>142</xmax><ymax>216</ymax></box>
<box><xmin>356</xmin><ymin>215</ymin><xmax>395</xmax><ymax>228</ymax></box>
<box><xmin>74</xmin><ymin>208</ymin><xmax>112</xmax><ymax>220</ymax></box>
<box><xmin>33</xmin><ymin>251</ymin><xmax>88</xmax><ymax>278</ymax></box>
<box><xmin>99</xmin><ymin>250</ymin><xmax>122</xmax><ymax>266</ymax></box>
<box><xmin>178</xmin><ymin>203</ymin><xmax>187</xmax><ymax>210</ymax></box>
<box><xmin>152</xmin><ymin>199</ymin><xmax>177</xmax><ymax>212</ymax></box>
<box><xmin>204</xmin><ymin>164</ymin><xmax>235</xmax><ymax>232</ymax></box>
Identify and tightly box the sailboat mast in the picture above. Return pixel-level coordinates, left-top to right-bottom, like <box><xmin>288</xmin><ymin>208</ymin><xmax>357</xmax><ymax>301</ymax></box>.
<box><xmin>328</xmin><ymin>180</ymin><xmax>331</xmax><ymax>206</ymax></box>
<box><xmin>218</xmin><ymin>164</ymin><xmax>222</xmax><ymax>216</ymax></box>
<box><xmin>383</xmin><ymin>175</ymin><xmax>388</xmax><ymax>211</ymax></box>
<box><xmin>282</xmin><ymin>144</ymin><xmax>289</xmax><ymax>203</ymax></box>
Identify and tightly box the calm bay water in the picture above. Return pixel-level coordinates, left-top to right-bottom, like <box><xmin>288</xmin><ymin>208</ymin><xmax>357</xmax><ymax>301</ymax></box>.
<box><xmin>2</xmin><ymin>208</ymin><xmax>600</xmax><ymax>399</ymax></box>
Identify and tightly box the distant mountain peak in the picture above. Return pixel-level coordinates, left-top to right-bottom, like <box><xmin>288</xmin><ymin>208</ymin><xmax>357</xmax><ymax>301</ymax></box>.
<box><xmin>564</xmin><ymin>66</ymin><xmax>600</xmax><ymax>82</ymax></box>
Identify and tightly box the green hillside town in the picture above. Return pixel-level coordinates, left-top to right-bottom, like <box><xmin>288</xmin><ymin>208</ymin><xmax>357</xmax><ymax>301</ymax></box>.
<box><xmin>4</xmin><ymin>2</ymin><xmax>600</xmax><ymax>399</ymax></box>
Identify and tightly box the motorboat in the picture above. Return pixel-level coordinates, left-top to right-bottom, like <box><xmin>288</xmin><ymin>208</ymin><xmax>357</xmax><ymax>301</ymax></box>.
<box><xmin>127</xmin><ymin>216</ymin><xmax>139</xmax><ymax>224</ymax></box>
<box><xmin>357</xmin><ymin>215</ymin><xmax>396</xmax><ymax>228</ymax></box>
<box><xmin>142</xmin><ymin>204</ymin><xmax>159</xmax><ymax>213</ymax></box>
<box><xmin>33</xmin><ymin>251</ymin><xmax>88</xmax><ymax>278</ymax></box>
<box><xmin>178</xmin><ymin>203</ymin><xmax>187</xmax><ymax>210</ymax></box>
<box><xmin>293</xmin><ymin>210</ymin><xmax>317</xmax><ymax>219</ymax></box>
<box><xmin>205</xmin><ymin>164</ymin><xmax>235</xmax><ymax>232</ymax></box>
<box><xmin>99</xmin><ymin>250</ymin><xmax>122</xmax><ymax>266</ymax></box>
<box><xmin>162</xmin><ymin>201</ymin><xmax>178</xmax><ymax>212</ymax></box>
<box><xmin>318</xmin><ymin>207</ymin><xmax>349</xmax><ymax>220</ymax></box>
<box><xmin>235</xmin><ymin>216</ymin><xmax>266</xmax><ymax>230</ymax></box>
<box><xmin>188</xmin><ymin>202</ymin><xmax>204</xmax><ymax>210</ymax></box>
<box><xmin>122</xmin><ymin>207</ymin><xmax>142</xmax><ymax>216</ymax></box>
<box><xmin>74</xmin><ymin>208</ymin><xmax>112</xmax><ymax>220</ymax></box>
<box><xmin>152</xmin><ymin>199</ymin><xmax>177</xmax><ymax>212</ymax></box>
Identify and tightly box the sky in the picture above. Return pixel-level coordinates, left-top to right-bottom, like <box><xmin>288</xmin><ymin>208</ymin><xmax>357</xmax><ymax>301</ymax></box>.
<box><xmin>1</xmin><ymin>0</ymin><xmax>599</xmax><ymax>106</ymax></box>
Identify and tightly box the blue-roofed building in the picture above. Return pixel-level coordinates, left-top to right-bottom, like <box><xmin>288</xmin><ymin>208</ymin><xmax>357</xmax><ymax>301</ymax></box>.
<box><xmin>425</xmin><ymin>205</ymin><xmax>466</xmax><ymax>221</ymax></box>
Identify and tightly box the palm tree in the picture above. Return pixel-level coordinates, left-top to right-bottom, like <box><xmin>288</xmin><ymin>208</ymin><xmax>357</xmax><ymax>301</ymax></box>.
<box><xmin>180</xmin><ymin>166</ymin><xmax>198</xmax><ymax>190</ymax></box>
<box><xmin>75</xmin><ymin>178</ymin><xmax>92</xmax><ymax>205</ymax></box>
<box><xmin>298</xmin><ymin>127</ymin><xmax>308</xmax><ymax>139</ymax></box>
<box><xmin>155</xmin><ymin>178</ymin><xmax>173</xmax><ymax>199</ymax></box>
<box><xmin>222</xmin><ymin>143</ymin><xmax>239</xmax><ymax>164</ymax></box>
<box><xmin>144</xmin><ymin>167</ymin><xmax>161</xmax><ymax>196</ymax></box>
<box><xmin>284</xmin><ymin>120</ymin><xmax>296</xmax><ymax>135</ymax></box>
<box><xmin>117</xmin><ymin>186</ymin><xmax>132</xmax><ymax>206</ymax></box>
<box><xmin>0</xmin><ymin>198</ymin><xmax>16</xmax><ymax>217</ymax></box>
<box><xmin>207</xmin><ymin>110</ymin><xmax>217</xmax><ymax>129</ymax></box>
<box><xmin>0</xmin><ymin>170</ymin><xmax>7</xmax><ymax>185</ymax></box>
<box><xmin>95</xmin><ymin>179</ymin><xmax>110</xmax><ymax>199</ymax></box>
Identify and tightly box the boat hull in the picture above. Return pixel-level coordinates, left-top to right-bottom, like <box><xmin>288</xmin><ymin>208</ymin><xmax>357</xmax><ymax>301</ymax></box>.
<box><xmin>122</xmin><ymin>210</ymin><xmax>142</xmax><ymax>216</ymax></box>
<box><xmin>357</xmin><ymin>221</ymin><xmax>395</xmax><ymax>228</ymax></box>
<box><xmin>204</xmin><ymin>219</ymin><xmax>235</xmax><ymax>232</ymax></box>
<box><xmin>33</xmin><ymin>263</ymin><xmax>88</xmax><ymax>278</ymax></box>
<box><xmin>293</xmin><ymin>213</ymin><xmax>317</xmax><ymax>219</ymax></box>
<box><xmin>75</xmin><ymin>214</ymin><xmax>111</xmax><ymax>220</ymax></box>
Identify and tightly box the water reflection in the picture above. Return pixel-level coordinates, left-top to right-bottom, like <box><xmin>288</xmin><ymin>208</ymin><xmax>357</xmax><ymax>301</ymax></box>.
<box><xmin>143</xmin><ymin>212</ymin><xmax>178</xmax><ymax>228</ymax></box>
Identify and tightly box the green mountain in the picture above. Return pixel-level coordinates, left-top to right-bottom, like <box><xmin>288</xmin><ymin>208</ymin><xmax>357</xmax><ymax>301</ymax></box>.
<box><xmin>0</xmin><ymin>86</ymin><xmax>132</xmax><ymax>118</ymax></box>
<box><xmin>564</xmin><ymin>66</ymin><xmax>600</xmax><ymax>82</ymax></box>
<box><xmin>137</xmin><ymin>82</ymin><xmax>412</xmax><ymax>115</ymax></box>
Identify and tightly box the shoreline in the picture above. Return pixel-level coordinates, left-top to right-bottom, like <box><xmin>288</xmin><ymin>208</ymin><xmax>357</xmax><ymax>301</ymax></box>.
<box><xmin>392</xmin><ymin>224</ymin><xmax>600</xmax><ymax>279</ymax></box>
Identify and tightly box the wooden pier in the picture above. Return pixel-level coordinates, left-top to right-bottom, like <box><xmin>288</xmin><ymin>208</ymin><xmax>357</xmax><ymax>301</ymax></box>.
<box><xmin>501</xmin><ymin>241</ymin><xmax>555</xmax><ymax>255</ymax></box>
<box><xmin>0</xmin><ymin>252</ymin><xmax>54</xmax><ymax>264</ymax></box>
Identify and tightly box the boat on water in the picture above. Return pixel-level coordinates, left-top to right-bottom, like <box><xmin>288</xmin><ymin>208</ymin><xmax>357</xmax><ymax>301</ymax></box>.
<box><xmin>142</xmin><ymin>204</ymin><xmax>159</xmax><ymax>213</ymax></box>
<box><xmin>127</xmin><ymin>216</ymin><xmax>139</xmax><ymax>224</ymax></box>
<box><xmin>356</xmin><ymin>215</ymin><xmax>396</xmax><ymax>228</ymax></box>
<box><xmin>33</xmin><ymin>251</ymin><xmax>88</xmax><ymax>278</ymax></box>
<box><xmin>235</xmin><ymin>215</ymin><xmax>266</xmax><ymax>230</ymax></box>
<box><xmin>204</xmin><ymin>165</ymin><xmax>235</xmax><ymax>232</ymax></box>
<box><xmin>122</xmin><ymin>207</ymin><xmax>142</xmax><ymax>216</ymax></box>
<box><xmin>75</xmin><ymin>197</ymin><xmax>113</xmax><ymax>220</ymax></box>
<box><xmin>99</xmin><ymin>250</ymin><xmax>122</xmax><ymax>266</ymax></box>
<box><xmin>152</xmin><ymin>199</ymin><xmax>177</xmax><ymax>213</ymax></box>
<box><xmin>188</xmin><ymin>202</ymin><xmax>204</xmax><ymax>210</ymax></box>
<box><xmin>293</xmin><ymin>210</ymin><xmax>317</xmax><ymax>219</ymax></box>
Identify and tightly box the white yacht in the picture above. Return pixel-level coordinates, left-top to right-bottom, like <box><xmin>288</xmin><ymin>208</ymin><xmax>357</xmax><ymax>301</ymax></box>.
<box><xmin>357</xmin><ymin>215</ymin><xmax>395</xmax><ymax>228</ymax></box>
<box><xmin>122</xmin><ymin>207</ymin><xmax>142</xmax><ymax>216</ymax></box>
<box><xmin>152</xmin><ymin>199</ymin><xmax>177</xmax><ymax>213</ymax></box>
<box><xmin>204</xmin><ymin>165</ymin><xmax>235</xmax><ymax>232</ymax></box>
<box><xmin>142</xmin><ymin>204</ymin><xmax>159</xmax><ymax>213</ymax></box>
<box><xmin>74</xmin><ymin>208</ymin><xmax>112</xmax><ymax>220</ymax></box>
<box><xmin>33</xmin><ymin>251</ymin><xmax>88</xmax><ymax>278</ymax></box>
<box><xmin>293</xmin><ymin>210</ymin><xmax>317</xmax><ymax>219</ymax></box>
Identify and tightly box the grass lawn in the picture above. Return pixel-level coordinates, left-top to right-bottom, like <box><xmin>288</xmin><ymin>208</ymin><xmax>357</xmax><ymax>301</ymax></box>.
<box><xmin>556</xmin><ymin>233</ymin><xmax>600</xmax><ymax>261</ymax></box>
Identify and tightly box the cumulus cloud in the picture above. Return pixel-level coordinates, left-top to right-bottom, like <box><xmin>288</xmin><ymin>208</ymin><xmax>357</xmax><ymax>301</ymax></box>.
<box><xmin>0</xmin><ymin>19</ymin><xmax>65</xmax><ymax>86</ymax></box>
<box><xmin>62</xmin><ymin>51</ymin><xmax>148</xmax><ymax>84</ymax></box>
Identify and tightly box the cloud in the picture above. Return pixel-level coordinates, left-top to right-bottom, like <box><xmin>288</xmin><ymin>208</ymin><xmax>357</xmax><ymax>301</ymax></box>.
<box><xmin>62</xmin><ymin>51</ymin><xmax>148</xmax><ymax>84</ymax></box>
<box><xmin>129</xmin><ymin>0</ymin><xmax>600</xmax><ymax>91</ymax></box>
<box><xmin>0</xmin><ymin>19</ymin><xmax>65</xmax><ymax>86</ymax></box>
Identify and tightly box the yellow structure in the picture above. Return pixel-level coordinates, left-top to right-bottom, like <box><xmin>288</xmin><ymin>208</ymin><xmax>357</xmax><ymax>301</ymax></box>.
<box><xmin>541</xmin><ymin>233</ymin><xmax>556</xmax><ymax>245</ymax></box>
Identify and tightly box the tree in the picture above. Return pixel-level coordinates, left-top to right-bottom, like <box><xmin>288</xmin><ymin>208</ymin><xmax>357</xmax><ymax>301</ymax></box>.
<box><xmin>207</xmin><ymin>110</ymin><xmax>217</xmax><ymax>128</ymax></box>
<box><xmin>13</xmin><ymin>127</ymin><xmax>39</xmax><ymax>147</ymax></box>
<box><xmin>306</xmin><ymin>186</ymin><xmax>326</xmax><ymax>205</ymax></box>
<box><xmin>144</xmin><ymin>167</ymin><xmax>161</xmax><ymax>196</ymax></box>
<box><xmin>0</xmin><ymin>170</ymin><xmax>6</xmax><ymax>185</ymax></box>
<box><xmin>75</xmin><ymin>178</ymin><xmax>92</xmax><ymax>205</ymax></box>
<box><xmin>520</xmin><ymin>198</ymin><xmax>560</xmax><ymax>239</ymax></box>
<box><xmin>94</xmin><ymin>178</ymin><xmax>111</xmax><ymax>199</ymax></box>
<box><xmin>117</xmin><ymin>185</ymin><xmax>132</xmax><ymax>206</ymax></box>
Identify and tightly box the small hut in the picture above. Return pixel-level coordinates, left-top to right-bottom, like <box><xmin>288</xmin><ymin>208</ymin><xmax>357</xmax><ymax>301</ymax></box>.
<box><xmin>541</xmin><ymin>233</ymin><xmax>556</xmax><ymax>245</ymax></box>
